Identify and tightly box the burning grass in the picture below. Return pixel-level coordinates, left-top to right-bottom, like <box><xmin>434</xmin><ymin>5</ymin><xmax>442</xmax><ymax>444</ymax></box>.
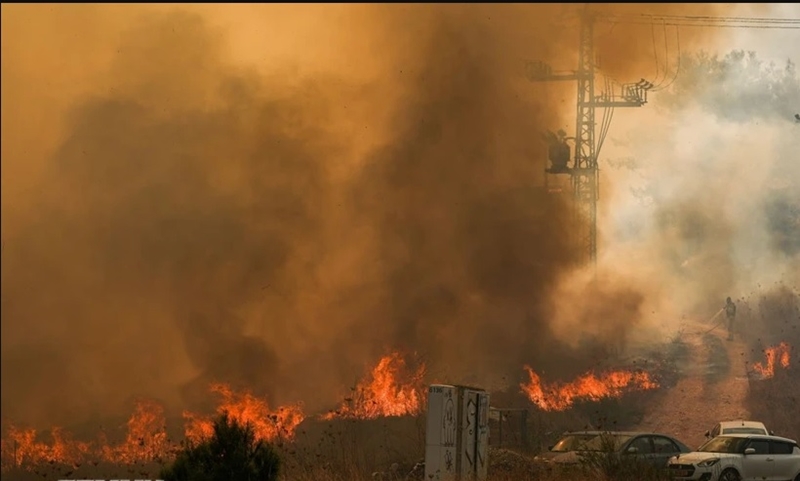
<box><xmin>322</xmin><ymin>352</ymin><xmax>426</xmax><ymax>421</ymax></box>
<box><xmin>745</xmin><ymin>342</ymin><xmax>799</xmax><ymax>442</ymax></box>
<box><xmin>749</xmin><ymin>341</ymin><xmax>792</xmax><ymax>379</ymax></box>
<box><xmin>0</xmin><ymin>346</ymin><xmax>678</xmax><ymax>480</ymax></box>
<box><xmin>520</xmin><ymin>367</ymin><xmax>659</xmax><ymax>412</ymax></box>
<box><xmin>183</xmin><ymin>383</ymin><xmax>304</xmax><ymax>445</ymax></box>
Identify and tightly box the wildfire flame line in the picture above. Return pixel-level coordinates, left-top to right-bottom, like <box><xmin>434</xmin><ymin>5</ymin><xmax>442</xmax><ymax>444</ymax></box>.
<box><xmin>0</xmin><ymin>386</ymin><xmax>304</xmax><ymax>472</ymax></box>
<box><xmin>0</xmin><ymin>399</ymin><xmax>175</xmax><ymax>470</ymax></box>
<box><xmin>0</xmin><ymin>352</ymin><xmax>426</xmax><ymax>472</ymax></box>
<box><xmin>751</xmin><ymin>342</ymin><xmax>792</xmax><ymax>379</ymax></box>
<box><xmin>322</xmin><ymin>352</ymin><xmax>426</xmax><ymax>420</ymax></box>
<box><xmin>183</xmin><ymin>383</ymin><xmax>305</xmax><ymax>445</ymax></box>
<box><xmin>1</xmin><ymin>352</ymin><xmax>668</xmax><ymax>471</ymax></box>
<box><xmin>520</xmin><ymin>366</ymin><xmax>659</xmax><ymax>412</ymax></box>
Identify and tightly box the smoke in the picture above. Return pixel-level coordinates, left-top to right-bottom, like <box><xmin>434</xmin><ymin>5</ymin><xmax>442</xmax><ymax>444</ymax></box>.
<box><xmin>2</xmin><ymin>3</ymin><xmax>733</xmax><ymax>429</ymax></box>
<box><xmin>594</xmin><ymin>29</ymin><xmax>800</xmax><ymax>342</ymax></box>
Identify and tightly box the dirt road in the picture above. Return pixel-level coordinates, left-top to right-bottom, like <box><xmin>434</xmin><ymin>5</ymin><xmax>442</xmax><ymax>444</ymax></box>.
<box><xmin>634</xmin><ymin>322</ymin><xmax>751</xmax><ymax>449</ymax></box>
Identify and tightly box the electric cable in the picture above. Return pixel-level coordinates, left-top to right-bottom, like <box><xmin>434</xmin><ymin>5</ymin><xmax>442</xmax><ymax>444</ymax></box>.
<box><xmin>652</xmin><ymin>26</ymin><xmax>682</xmax><ymax>92</ymax></box>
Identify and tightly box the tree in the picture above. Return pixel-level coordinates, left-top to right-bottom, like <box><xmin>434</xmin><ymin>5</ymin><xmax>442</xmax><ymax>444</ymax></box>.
<box><xmin>160</xmin><ymin>413</ymin><xmax>281</xmax><ymax>481</ymax></box>
<box><xmin>656</xmin><ymin>49</ymin><xmax>800</xmax><ymax>121</ymax></box>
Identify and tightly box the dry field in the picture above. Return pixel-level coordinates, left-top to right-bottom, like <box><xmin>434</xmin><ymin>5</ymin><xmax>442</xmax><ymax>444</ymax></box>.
<box><xmin>2</xmin><ymin>289</ymin><xmax>797</xmax><ymax>481</ymax></box>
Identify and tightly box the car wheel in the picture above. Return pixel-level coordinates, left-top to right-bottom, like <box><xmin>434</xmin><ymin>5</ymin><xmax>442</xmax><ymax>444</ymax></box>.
<box><xmin>719</xmin><ymin>468</ymin><xmax>741</xmax><ymax>481</ymax></box>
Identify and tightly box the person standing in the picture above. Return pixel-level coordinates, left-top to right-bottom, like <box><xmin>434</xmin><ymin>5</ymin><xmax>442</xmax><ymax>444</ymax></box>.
<box><xmin>725</xmin><ymin>297</ymin><xmax>737</xmax><ymax>340</ymax></box>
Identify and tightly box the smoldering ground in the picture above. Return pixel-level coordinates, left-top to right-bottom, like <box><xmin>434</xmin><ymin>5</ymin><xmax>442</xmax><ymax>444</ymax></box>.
<box><xmin>2</xmin><ymin>3</ymin><xmax>732</xmax><ymax>429</ymax></box>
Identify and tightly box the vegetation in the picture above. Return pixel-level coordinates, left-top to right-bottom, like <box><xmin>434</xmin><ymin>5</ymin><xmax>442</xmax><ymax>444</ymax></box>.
<box><xmin>160</xmin><ymin>413</ymin><xmax>281</xmax><ymax>481</ymax></box>
<box><xmin>657</xmin><ymin>49</ymin><xmax>800</xmax><ymax>120</ymax></box>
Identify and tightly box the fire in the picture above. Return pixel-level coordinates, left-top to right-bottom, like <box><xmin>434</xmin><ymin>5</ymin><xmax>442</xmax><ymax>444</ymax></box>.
<box><xmin>520</xmin><ymin>366</ymin><xmax>659</xmax><ymax>411</ymax></box>
<box><xmin>1</xmin><ymin>385</ymin><xmax>303</xmax><ymax>472</ymax></box>
<box><xmin>0</xmin><ymin>426</ymin><xmax>93</xmax><ymax>468</ymax></box>
<box><xmin>751</xmin><ymin>342</ymin><xmax>792</xmax><ymax>379</ymax></box>
<box><xmin>100</xmin><ymin>399</ymin><xmax>170</xmax><ymax>464</ymax></box>
<box><xmin>183</xmin><ymin>383</ymin><xmax>305</xmax><ymax>444</ymax></box>
<box><xmin>322</xmin><ymin>352</ymin><xmax>426</xmax><ymax>420</ymax></box>
<box><xmin>0</xmin><ymin>399</ymin><xmax>171</xmax><ymax>470</ymax></box>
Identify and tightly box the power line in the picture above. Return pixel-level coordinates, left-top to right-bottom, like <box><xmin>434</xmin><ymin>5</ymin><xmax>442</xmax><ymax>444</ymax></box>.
<box><xmin>650</xmin><ymin>22</ymin><xmax>663</xmax><ymax>87</ymax></box>
<box><xmin>528</xmin><ymin>8</ymin><xmax>800</xmax><ymax>266</ymax></box>
<box><xmin>652</xmin><ymin>26</ymin><xmax>681</xmax><ymax>93</ymax></box>
<box><xmin>596</xmin><ymin>13</ymin><xmax>800</xmax><ymax>29</ymax></box>
<box><xmin>605</xmin><ymin>22</ymin><xmax>800</xmax><ymax>30</ymax></box>
<box><xmin>601</xmin><ymin>13</ymin><xmax>800</xmax><ymax>23</ymax></box>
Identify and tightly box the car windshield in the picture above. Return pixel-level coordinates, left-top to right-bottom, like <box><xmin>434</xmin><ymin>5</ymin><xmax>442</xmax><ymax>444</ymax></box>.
<box><xmin>551</xmin><ymin>434</ymin><xmax>599</xmax><ymax>452</ymax></box>
<box><xmin>722</xmin><ymin>427</ymin><xmax>766</xmax><ymax>435</ymax></box>
<box><xmin>581</xmin><ymin>434</ymin><xmax>633</xmax><ymax>452</ymax></box>
<box><xmin>699</xmin><ymin>436</ymin><xmax>748</xmax><ymax>454</ymax></box>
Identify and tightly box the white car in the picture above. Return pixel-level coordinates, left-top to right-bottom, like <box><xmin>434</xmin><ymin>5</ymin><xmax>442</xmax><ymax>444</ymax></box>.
<box><xmin>705</xmin><ymin>420</ymin><xmax>773</xmax><ymax>440</ymax></box>
<box><xmin>668</xmin><ymin>434</ymin><xmax>800</xmax><ymax>481</ymax></box>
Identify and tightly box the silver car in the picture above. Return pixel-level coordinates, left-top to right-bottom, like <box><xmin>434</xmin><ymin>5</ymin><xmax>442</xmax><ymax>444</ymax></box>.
<box><xmin>668</xmin><ymin>434</ymin><xmax>800</xmax><ymax>481</ymax></box>
<box><xmin>705</xmin><ymin>420</ymin><xmax>773</xmax><ymax>440</ymax></box>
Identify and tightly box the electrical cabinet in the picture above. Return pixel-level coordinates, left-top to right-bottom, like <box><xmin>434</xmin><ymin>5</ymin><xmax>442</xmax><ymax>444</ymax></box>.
<box><xmin>424</xmin><ymin>384</ymin><xmax>489</xmax><ymax>481</ymax></box>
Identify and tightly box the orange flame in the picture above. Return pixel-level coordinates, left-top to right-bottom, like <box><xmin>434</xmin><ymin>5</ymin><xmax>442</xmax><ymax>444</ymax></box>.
<box><xmin>1</xmin><ymin>385</ymin><xmax>303</xmax><ymax>472</ymax></box>
<box><xmin>751</xmin><ymin>342</ymin><xmax>792</xmax><ymax>379</ymax></box>
<box><xmin>100</xmin><ymin>399</ymin><xmax>170</xmax><ymax>464</ymax></box>
<box><xmin>322</xmin><ymin>352</ymin><xmax>426</xmax><ymax>420</ymax></box>
<box><xmin>183</xmin><ymin>383</ymin><xmax>305</xmax><ymax>445</ymax></box>
<box><xmin>520</xmin><ymin>366</ymin><xmax>659</xmax><ymax>411</ymax></box>
<box><xmin>0</xmin><ymin>426</ymin><xmax>93</xmax><ymax>468</ymax></box>
<box><xmin>0</xmin><ymin>399</ymin><xmax>170</xmax><ymax>470</ymax></box>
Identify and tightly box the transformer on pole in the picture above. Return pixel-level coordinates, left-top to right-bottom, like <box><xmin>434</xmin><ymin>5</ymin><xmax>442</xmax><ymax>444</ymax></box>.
<box><xmin>526</xmin><ymin>9</ymin><xmax>650</xmax><ymax>266</ymax></box>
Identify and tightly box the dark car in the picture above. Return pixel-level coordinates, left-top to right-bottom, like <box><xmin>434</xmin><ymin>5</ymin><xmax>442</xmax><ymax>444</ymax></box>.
<box><xmin>534</xmin><ymin>431</ymin><xmax>693</xmax><ymax>469</ymax></box>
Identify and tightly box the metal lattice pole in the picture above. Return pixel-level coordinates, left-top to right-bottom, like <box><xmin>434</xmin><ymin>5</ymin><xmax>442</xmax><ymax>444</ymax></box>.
<box><xmin>572</xmin><ymin>11</ymin><xmax>598</xmax><ymax>266</ymax></box>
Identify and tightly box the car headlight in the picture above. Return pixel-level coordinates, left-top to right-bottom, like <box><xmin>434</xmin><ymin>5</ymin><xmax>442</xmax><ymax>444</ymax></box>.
<box><xmin>697</xmin><ymin>458</ymin><xmax>720</xmax><ymax>467</ymax></box>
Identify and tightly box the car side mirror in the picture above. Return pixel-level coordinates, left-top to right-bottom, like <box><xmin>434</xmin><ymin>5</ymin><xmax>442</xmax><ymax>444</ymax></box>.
<box><xmin>744</xmin><ymin>448</ymin><xmax>756</xmax><ymax>455</ymax></box>
<box><xmin>769</xmin><ymin>430</ymin><xmax>775</xmax><ymax>435</ymax></box>
<box><xmin>705</xmin><ymin>430</ymin><xmax>711</xmax><ymax>438</ymax></box>
<box><xmin>626</xmin><ymin>447</ymin><xmax>638</xmax><ymax>454</ymax></box>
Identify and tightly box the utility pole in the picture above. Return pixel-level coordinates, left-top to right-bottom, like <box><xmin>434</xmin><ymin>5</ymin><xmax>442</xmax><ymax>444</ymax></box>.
<box><xmin>526</xmin><ymin>9</ymin><xmax>650</xmax><ymax>266</ymax></box>
<box><xmin>573</xmin><ymin>11</ymin><xmax>598</xmax><ymax>267</ymax></box>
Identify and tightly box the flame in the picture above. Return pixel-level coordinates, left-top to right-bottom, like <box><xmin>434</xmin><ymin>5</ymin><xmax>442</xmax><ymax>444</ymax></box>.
<box><xmin>1</xmin><ymin>385</ymin><xmax>303</xmax><ymax>472</ymax></box>
<box><xmin>183</xmin><ymin>383</ymin><xmax>305</xmax><ymax>445</ymax></box>
<box><xmin>0</xmin><ymin>426</ymin><xmax>93</xmax><ymax>468</ymax></box>
<box><xmin>751</xmin><ymin>342</ymin><xmax>792</xmax><ymax>379</ymax></box>
<box><xmin>0</xmin><ymin>399</ymin><xmax>170</xmax><ymax>470</ymax></box>
<box><xmin>520</xmin><ymin>366</ymin><xmax>659</xmax><ymax>411</ymax></box>
<box><xmin>100</xmin><ymin>399</ymin><xmax>170</xmax><ymax>464</ymax></box>
<box><xmin>322</xmin><ymin>352</ymin><xmax>426</xmax><ymax>420</ymax></box>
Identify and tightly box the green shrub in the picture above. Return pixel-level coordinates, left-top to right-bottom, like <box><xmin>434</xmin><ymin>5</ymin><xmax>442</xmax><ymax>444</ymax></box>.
<box><xmin>160</xmin><ymin>413</ymin><xmax>281</xmax><ymax>481</ymax></box>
